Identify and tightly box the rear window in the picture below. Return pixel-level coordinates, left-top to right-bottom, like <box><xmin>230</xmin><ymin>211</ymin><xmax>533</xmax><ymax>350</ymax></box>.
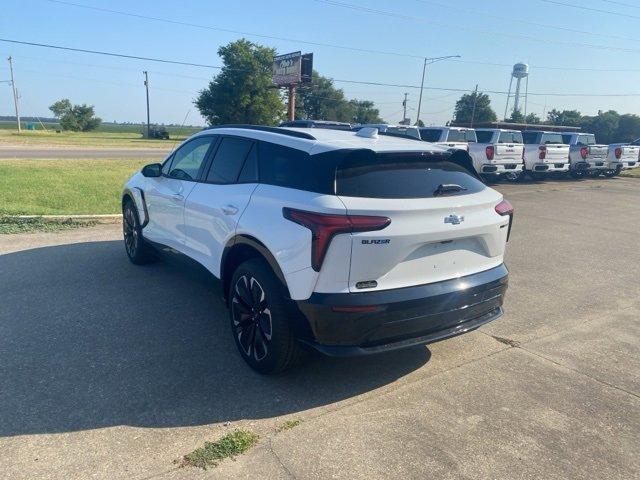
<box><xmin>498</xmin><ymin>131</ymin><xmax>523</xmax><ymax>144</ymax></box>
<box><xmin>541</xmin><ymin>133</ymin><xmax>564</xmax><ymax>144</ymax></box>
<box><xmin>387</xmin><ymin>126</ymin><xmax>420</xmax><ymax>139</ymax></box>
<box><xmin>476</xmin><ymin>131</ymin><xmax>494</xmax><ymax>143</ymax></box>
<box><xmin>577</xmin><ymin>134</ymin><xmax>596</xmax><ymax>145</ymax></box>
<box><xmin>336</xmin><ymin>151</ymin><xmax>485</xmax><ymax>199</ymax></box>
<box><xmin>447</xmin><ymin>129</ymin><xmax>476</xmax><ymax>142</ymax></box>
<box><xmin>419</xmin><ymin>129</ymin><xmax>443</xmax><ymax>142</ymax></box>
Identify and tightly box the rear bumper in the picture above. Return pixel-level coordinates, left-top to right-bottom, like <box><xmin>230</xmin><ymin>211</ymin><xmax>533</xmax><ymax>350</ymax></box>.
<box><xmin>531</xmin><ymin>162</ymin><xmax>569</xmax><ymax>173</ymax></box>
<box><xmin>481</xmin><ymin>164</ymin><xmax>523</xmax><ymax>175</ymax></box>
<box><xmin>586</xmin><ymin>159</ymin><xmax>608</xmax><ymax>170</ymax></box>
<box><xmin>296</xmin><ymin>264</ymin><xmax>508</xmax><ymax>356</ymax></box>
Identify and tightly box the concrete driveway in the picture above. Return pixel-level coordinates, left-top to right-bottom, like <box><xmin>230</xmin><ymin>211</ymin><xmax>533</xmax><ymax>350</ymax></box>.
<box><xmin>1</xmin><ymin>177</ymin><xmax>638</xmax><ymax>479</ymax></box>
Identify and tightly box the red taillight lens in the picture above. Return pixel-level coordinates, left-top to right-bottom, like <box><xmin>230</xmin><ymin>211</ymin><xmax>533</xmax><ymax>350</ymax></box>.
<box><xmin>495</xmin><ymin>199</ymin><xmax>514</xmax><ymax>241</ymax></box>
<box><xmin>486</xmin><ymin>145</ymin><xmax>495</xmax><ymax>160</ymax></box>
<box><xmin>538</xmin><ymin>145</ymin><xmax>547</xmax><ymax>160</ymax></box>
<box><xmin>580</xmin><ymin>147</ymin><xmax>588</xmax><ymax>159</ymax></box>
<box><xmin>283</xmin><ymin>208</ymin><xmax>391</xmax><ymax>271</ymax></box>
<box><xmin>615</xmin><ymin>147</ymin><xmax>622</xmax><ymax>159</ymax></box>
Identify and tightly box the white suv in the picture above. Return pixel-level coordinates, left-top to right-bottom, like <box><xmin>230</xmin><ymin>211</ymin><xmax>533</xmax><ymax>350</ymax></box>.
<box><xmin>122</xmin><ymin>126</ymin><xmax>512</xmax><ymax>373</ymax></box>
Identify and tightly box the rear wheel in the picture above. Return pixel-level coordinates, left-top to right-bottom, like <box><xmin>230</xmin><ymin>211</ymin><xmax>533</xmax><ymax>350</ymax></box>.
<box><xmin>529</xmin><ymin>171</ymin><xmax>546</xmax><ymax>181</ymax></box>
<box><xmin>229</xmin><ymin>258</ymin><xmax>302</xmax><ymax>374</ymax></box>
<box><xmin>123</xmin><ymin>200</ymin><xmax>155</xmax><ymax>265</ymax></box>
<box><xmin>570</xmin><ymin>169</ymin><xmax>586</xmax><ymax>179</ymax></box>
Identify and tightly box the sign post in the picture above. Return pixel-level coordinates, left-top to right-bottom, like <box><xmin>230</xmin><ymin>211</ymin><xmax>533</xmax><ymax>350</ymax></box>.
<box><xmin>272</xmin><ymin>51</ymin><xmax>313</xmax><ymax>122</ymax></box>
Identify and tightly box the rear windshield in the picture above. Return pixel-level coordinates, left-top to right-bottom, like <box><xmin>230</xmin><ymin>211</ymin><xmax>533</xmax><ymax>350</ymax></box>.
<box><xmin>476</xmin><ymin>131</ymin><xmax>494</xmax><ymax>143</ymax></box>
<box><xmin>447</xmin><ymin>129</ymin><xmax>477</xmax><ymax>142</ymax></box>
<box><xmin>419</xmin><ymin>129</ymin><xmax>443</xmax><ymax>142</ymax></box>
<box><xmin>387</xmin><ymin>126</ymin><xmax>421</xmax><ymax>139</ymax></box>
<box><xmin>336</xmin><ymin>151</ymin><xmax>485</xmax><ymax>199</ymax></box>
<box><xmin>498</xmin><ymin>131</ymin><xmax>523</xmax><ymax>144</ymax></box>
<box><xmin>577</xmin><ymin>134</ymin><xmax>596</xmax><ymax>145</ymax></box>
<box><xmin>541</xmin><ymin>133</ymin><xmax>564</xmax><ymax>144</ymax></box>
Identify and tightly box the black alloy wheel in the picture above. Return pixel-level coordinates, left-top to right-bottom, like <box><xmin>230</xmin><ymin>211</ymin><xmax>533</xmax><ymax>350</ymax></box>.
<box><xmin>231</xmin><ymin>274</ymin><xmax>273</xmax><ymax>362</ymax></box>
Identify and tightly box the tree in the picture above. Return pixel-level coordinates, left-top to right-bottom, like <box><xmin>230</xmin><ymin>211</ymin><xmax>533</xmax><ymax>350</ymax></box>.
<box><xmin>581</xmin><ymin>110</ymin><xmax>620</xmax><ymax>144</ymax></box>
<box><xmin>613</xmin><ymin>113</ymin><xmax>640</xmax><ymax>143</ymax></box>
<box><xmin>505</xmin><ymin>108</ymin><xmax>525</xmax><ymax>123</ymax></box>
<box><xmin>48</xmin><ymin>98</ymin><xmax>101</xmax><ymax>132</ymax></box>
<box><xmin>195</xmin><ymin>39</ymin><xmax>284</xmax><ymax>125</ymax></box>
<box><xmin>525</xmin><ymin>113</ymin><xmax>541</xmax><ymax>124</ymax></box>
<box><xmin>547</xmin><ymin>109</ymin><xmax>582</xmax><ymax>127</ymax></box>
<box><xmin>296</xmin><ymin>71</ymin><xmax>352</xmax><ymax>121</ymax></box>
<box><xmin>452</xmin><ymin>91</ymin><xmax>497</xmax><ymax>124</ymax></box>
<box><xmin>348</xmin><ymin>99</ymin><xmax>383</xmax><ymax>124</ymax></box>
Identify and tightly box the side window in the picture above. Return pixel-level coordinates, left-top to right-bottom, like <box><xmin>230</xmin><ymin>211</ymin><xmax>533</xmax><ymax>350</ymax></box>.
<box><xmin>167</xmin><ymin>136</ymin><xmax>215</xmax><ymax>181</ymax></box>
<box><xmin>475</xmin><ymin>131</ymin><xmax>493</xmax><ymax>143</ymax></box>
<box><xmin>561</xmin><ymin>134</ymin><xmax>572</xmax><ymax>144</ymax></box>
<box><xmin>206</xmin><ymin>137</ymin><xmax>254</xmax><ymax>184</ymax></box>
<box><xmin>161</xmin><ymin>153</ymin><xmax>174</xmax><ymax>175</ymax></box>
<box><xmin>522</xmin><ymin>132</ymin><xmax>537</xmax><ymax>144</ymax></box>
<box><xmin>259</xmin><ymin>141</ymin><xmax>318</xmax><ymax>191</ymax></box>
<box><xmin>238</xmin><ymin>143</ymin><xmax>259</xmax><ymax>183</ymax></box>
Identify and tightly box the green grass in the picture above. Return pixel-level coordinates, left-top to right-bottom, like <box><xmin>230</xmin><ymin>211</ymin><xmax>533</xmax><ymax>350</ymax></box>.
<box><xmin>620</xmin><ymin>168</ymin><xmax>640</xmax><ymax>178</ymax></box>
<box><xmin>276</xmin><ymin>419</ymin><xmax>301</xmax><ymax>432</ymax></box>
<box><xmin>0</xmin><ymin>128</ymin><xmax>199</xmax><ymax>149</ymax></box>
<box><xmin>180</xmin><ymin>429</ymin><xmax>259</xmax><ymax>470</ymax></box>
<box><xmin>0</xmin><ymin>159</ymin><xmax>148</xmax><ymax>215</ymax></box>
<box><xmin>0</xmin><ymin>216</ymin><xmax>97</xmax><ymax>234</ymax></box>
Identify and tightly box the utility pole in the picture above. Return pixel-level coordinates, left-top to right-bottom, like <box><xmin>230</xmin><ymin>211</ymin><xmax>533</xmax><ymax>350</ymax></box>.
<box><xmin>143</xmin><ymin>71</ymin><xmax>150</xmax><ymax>138</ymax></box>
<box><xmin>402</xmin><ymin>93</ymin><xmax>408</xmax><ymax>124</ymax></box>
<box><xmin>416</xmin><ymin>55</ymin><xmax>460</xmax><ymax>126</ymax></box>
<box><xmin>287</xmin><ymin>84</ymin><xmax>296</xmax><ymax>121</ymax></box>
<box><xmin>7</xmin><ymin>56</ymin><xmax>21</xmax><ymax>133</ymax></box>
<box><xmin>470</xmin><ymin>84</ymin><xmax>479</xmax><ymax>127</ymax></box>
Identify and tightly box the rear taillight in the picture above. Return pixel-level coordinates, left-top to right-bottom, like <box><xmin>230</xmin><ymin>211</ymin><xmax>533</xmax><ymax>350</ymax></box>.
<box><xmin>615</xmin><ymin>147</ymin><xmax>622</xmax><ymax>159</ymax></box>
<box><xmin>495</xmin><ymin>199</ymin><xmax>514</xmax><ymax>242</ymax></box>
<box><xmin>538</xmin><ymin>145</ymin><xmax>547</xmax><ymax>160</ymax></box>
<box><xmin>283</xmin><ymin>208</ymin><xmax>391</xmax><ymax>271</ymax></box>
<box><xmin>486</xmin><ymin>145</ymin><xmax>495</xmax><ymax>160</ymax></box>
<box><xmin>580</xmin><ymin>147</ymin><xmax>588</xmax><ymax>159</ymax></box>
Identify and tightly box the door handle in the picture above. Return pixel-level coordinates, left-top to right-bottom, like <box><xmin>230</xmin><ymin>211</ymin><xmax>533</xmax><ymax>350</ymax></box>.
<box><xmin>221</xmin><ymin>204</ymin><xmax>239</xmax><ymax>215</ymax></box>
<box><xmin>171</xmin><ymin>193</ymin><xmax>184</xmax><ymax>203</ymax></box>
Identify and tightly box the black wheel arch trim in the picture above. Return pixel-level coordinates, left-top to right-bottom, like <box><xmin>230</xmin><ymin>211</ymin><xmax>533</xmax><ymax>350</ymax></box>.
<box><xmin>122</xmin><ymin>187</ymin><xmax>149</xmax><ymax>228</ymax></box>
<box><xmin>221</xmin><ymin>235</ymin><xmax>289</xmax><ymax>302</ymax></box>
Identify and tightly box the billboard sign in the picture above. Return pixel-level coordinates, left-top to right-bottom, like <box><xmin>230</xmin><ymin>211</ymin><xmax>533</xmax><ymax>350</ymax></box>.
<box><xmin>272</xmin><ymin>51</ymin><xmax>302</xmax><ymax>86</ymax></box>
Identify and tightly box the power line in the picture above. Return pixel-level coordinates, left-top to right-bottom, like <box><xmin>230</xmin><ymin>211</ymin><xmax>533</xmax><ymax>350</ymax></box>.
<box><xmin>315</xmin><ymin>0</ymin><xmax>640</xmax><ymax>54</ymax></box>
<box><xmin>597</xmin><ymin>0</ymin><xmax>640</xmax><ymax>9</ymax></box>
<box><xmin>539</xmin><ymin>0</ymin><xmax>640</xmax><ymax>19</ymax></box>
<box><xmin>410</xmin><ymin>0</ymin><xmax>640</xmax><ymax>44</ymax></box>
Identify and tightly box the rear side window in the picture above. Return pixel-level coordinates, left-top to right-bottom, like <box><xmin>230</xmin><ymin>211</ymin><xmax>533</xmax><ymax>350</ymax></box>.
<box><xmin>419</xmin><ymin>129</ymin><xmax>442</xmax><ymax>142</ymax></box>
<box><xmin>498</xmin><ymin>132</ymin><xmax>523</xmax><ymax>144</ymax></box>
<box><xmin>447</xmin><ymin>129</ymin><xmax>476</xmax><ymax>142</ymax></box>
<box><xmin>476</xmin><ymin>131</ymin><xmax>494</xmax><ymax>143</ymax></box>
<box><xmin>562</xmin><ymin>134</ymin><xmax>572</xmax><ymax>144</ymax></box>
<box><xmin>206</xmin><ymin>137</ymin><xmax>254</xmax><ymax>184</ymax></box>
<box><xmin>577</xmin><ymin>134</ymin><xmax>596</xmax><ymax>145</ymax></box>
<box><xmin>336</xmin><ymin>151</ymin><xmax>485</xmax><ymax>199</ymax></box>
<box><xmin>258</xmin><ymin>141</ymin><xmax>333</xmax><ymax>193</ymax></box>
<box><xmin>541</xmin><ymin>133</ymin><xmax>563</xmax><ymax>144</ymax></box>
<box><xmin>522</xmin><ymin>132</ymin><xmax>538</xmax><ymax>144</ymax></box>
<box><xmin>387</xmin><ymin>126</ymin><xmax>420</xmax><ymax>139</ymax></box>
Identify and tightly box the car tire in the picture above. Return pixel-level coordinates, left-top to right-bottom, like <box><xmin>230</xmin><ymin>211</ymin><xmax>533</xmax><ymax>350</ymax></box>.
<box><xmin>123</xmin><ymin>199</ymin><xmax>156</xmax><ymax>265</ymax></box>
<box><xmin>229</xmin><ymin>258</ymin><xmax>302</xmax><ymax>374</ymax></box>
<box><xmin>570</xmin><ymin>170</ymin><xmax>585</xmax><ymax>179</ymax></box>
<box><xmin>529</xmin><ymin>171</ymin><xmax>546</xmax><ymax>181</ymax></box>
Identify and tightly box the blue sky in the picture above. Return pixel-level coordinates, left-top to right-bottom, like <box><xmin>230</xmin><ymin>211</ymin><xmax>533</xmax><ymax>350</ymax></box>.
<box><xmin>2</xmin><ymin>0</ymin><xmax>640</xmax><ymax>126</ymax></box>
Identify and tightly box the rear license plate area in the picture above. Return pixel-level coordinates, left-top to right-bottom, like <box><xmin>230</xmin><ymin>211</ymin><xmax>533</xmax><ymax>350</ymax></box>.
<box><xmin>504</xmin><ymin>164</ymin><xmax>516</xmax><ymax>170</ymax></box>
<box><xmin>596</xmin><ymin>162</ymin><xmax>604</xmax><ymax>166</ymax></box>
<box><xmin>554</xmin><ymin>163</ymin><xmax>564</xmax><ymax>168</ymax></box>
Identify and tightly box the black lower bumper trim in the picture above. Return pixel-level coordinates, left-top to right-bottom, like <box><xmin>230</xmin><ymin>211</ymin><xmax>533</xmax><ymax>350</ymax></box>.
<box><xmin>296</xmin><ymin>264</ymin><xmax>509</xmax><ymax>356</ymax></box>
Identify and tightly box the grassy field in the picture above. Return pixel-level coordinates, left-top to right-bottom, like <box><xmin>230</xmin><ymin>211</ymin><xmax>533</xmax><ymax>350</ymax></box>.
<box><xmin>0</xmin><ymin>122</ymin><xmax>202</xmax><ymax>149</ymax></box>
<box><xmin>0</xmin><ymin>159</ymin><xmax>148</xmax><ymax>215</ymax></box>
<box><xmin>621</xmin><ymin>168</ymin><xmax>640</xmax><ymax>178</ymax></box>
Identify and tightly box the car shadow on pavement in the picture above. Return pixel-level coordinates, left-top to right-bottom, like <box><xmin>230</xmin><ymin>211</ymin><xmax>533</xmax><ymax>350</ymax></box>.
<box><xmin>0</xmin><ymin>240</ymin><xmax>430</xmax><ymax>437</ymax></box>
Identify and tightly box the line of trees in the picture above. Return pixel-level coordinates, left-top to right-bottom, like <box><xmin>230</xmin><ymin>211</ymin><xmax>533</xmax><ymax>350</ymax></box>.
<box><xmin>452</xmin><ymin>91</ymin><xmax>640</xmax><ymax>143</ymax></box>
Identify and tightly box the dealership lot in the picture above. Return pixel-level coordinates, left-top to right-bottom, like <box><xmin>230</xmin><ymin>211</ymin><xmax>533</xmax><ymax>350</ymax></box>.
<box><xmin>0</xmin><ymin>177</ymin><xmax>638</xmax><ymax>479</ymax></box>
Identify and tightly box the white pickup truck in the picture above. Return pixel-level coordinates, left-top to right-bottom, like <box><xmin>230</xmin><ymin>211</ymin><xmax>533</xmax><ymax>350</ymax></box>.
<box><xmin>522</xmin><ymin>130</ymin><xmax>570</xmax><ymax>179</ymax></box>
<box><xmin>561</xmin><ymin>133</ymin><xmax>608</xmax><ymax>178</ymax></box>
<box><xmin>468</xmin><ymin>129</ymin><xmax>524</xmax><ymax>181</ymax></box>
<box><xmin>418</xmin><ymin>126</ymin><xmax>477</xmax><ymax>151</ymax></box>
<box><xmin>604</xmin><ymin>143</ymin><xmax>639</xmax><ymax>176</ymax></box>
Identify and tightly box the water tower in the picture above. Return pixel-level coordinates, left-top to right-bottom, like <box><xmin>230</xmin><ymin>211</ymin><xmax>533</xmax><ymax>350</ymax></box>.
<box><xmin>504</xmin><ymin>63</ymin><xmax>529</xmax><ymax>120</ymax></box>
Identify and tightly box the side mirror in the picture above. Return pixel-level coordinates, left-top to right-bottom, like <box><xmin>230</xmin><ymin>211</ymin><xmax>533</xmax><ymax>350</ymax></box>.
<box><xmin>141</xmin><ymin>163</ymin><xmax>162</xmax><ymax>178</ymax></box>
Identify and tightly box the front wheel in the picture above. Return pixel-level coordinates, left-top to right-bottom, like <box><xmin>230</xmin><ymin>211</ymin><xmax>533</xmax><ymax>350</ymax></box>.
<box><xmin>229</xmin><ymin>258</ymin><xmax>302</xmax><ymax>374</ymax></box>
<box><xmin>123</xmin><ymin>200</ymin><xmax>156</xmax><ymax>265</ymax></box>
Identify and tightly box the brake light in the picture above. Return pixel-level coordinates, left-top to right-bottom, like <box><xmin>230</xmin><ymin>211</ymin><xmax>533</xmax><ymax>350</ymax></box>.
<box><xmin>615</xmin><ymin>147</ymin><xmax>622</xmax><ymax>159</ymax></box>
<box><xmin>580</xmin><ymin>147</ymin><xmax>588</xmax><ymax>159</ymax></box>
<box><xmin>283</xmin><ymin>208</ymin><xmax>391</xmax><ymax>271</ymax></box>
<box><xmin>495</xmin><ymin>199</ymin><xmax>514</xmax><ymax>241</ymax></box>
<box><xmin>485</xmin><ymin>145</ymin><xmax>495</xmax><ymax>160</ymax></box>
<box><xmin>538</xmin><ymin>145</ymin><xmax>547</xmax><ymax>160</ymax></box>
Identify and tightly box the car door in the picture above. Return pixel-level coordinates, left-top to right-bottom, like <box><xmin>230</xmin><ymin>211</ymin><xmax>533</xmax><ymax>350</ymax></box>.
<box><xmin>143</xmin><ymin>135</ymin><xmax>217</xmax><ymax>249</ymax></box>
<box><xmin>183</xmin><ymin>136</ymin><xmax>259</xmax><ymax>276</ymax></box>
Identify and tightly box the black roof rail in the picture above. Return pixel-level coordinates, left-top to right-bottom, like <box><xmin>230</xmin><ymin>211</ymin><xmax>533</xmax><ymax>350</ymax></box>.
<box><xmin>203</xmin><ymin>124</ymin><xmax>316</xmax><ymax>140</ymax></box>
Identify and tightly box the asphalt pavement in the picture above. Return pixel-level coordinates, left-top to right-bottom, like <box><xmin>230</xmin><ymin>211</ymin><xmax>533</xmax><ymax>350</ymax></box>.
<box><xmin>0</xmin><ymin>177</ymin><xmax>638</xmax><ymax>479</ymax></box>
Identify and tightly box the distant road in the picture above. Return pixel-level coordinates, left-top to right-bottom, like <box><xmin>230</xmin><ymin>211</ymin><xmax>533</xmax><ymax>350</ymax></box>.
<box><xmin>0</xmin><ymin>147</ymin><xmax>171</xmax><ymax>160</ymax></box>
